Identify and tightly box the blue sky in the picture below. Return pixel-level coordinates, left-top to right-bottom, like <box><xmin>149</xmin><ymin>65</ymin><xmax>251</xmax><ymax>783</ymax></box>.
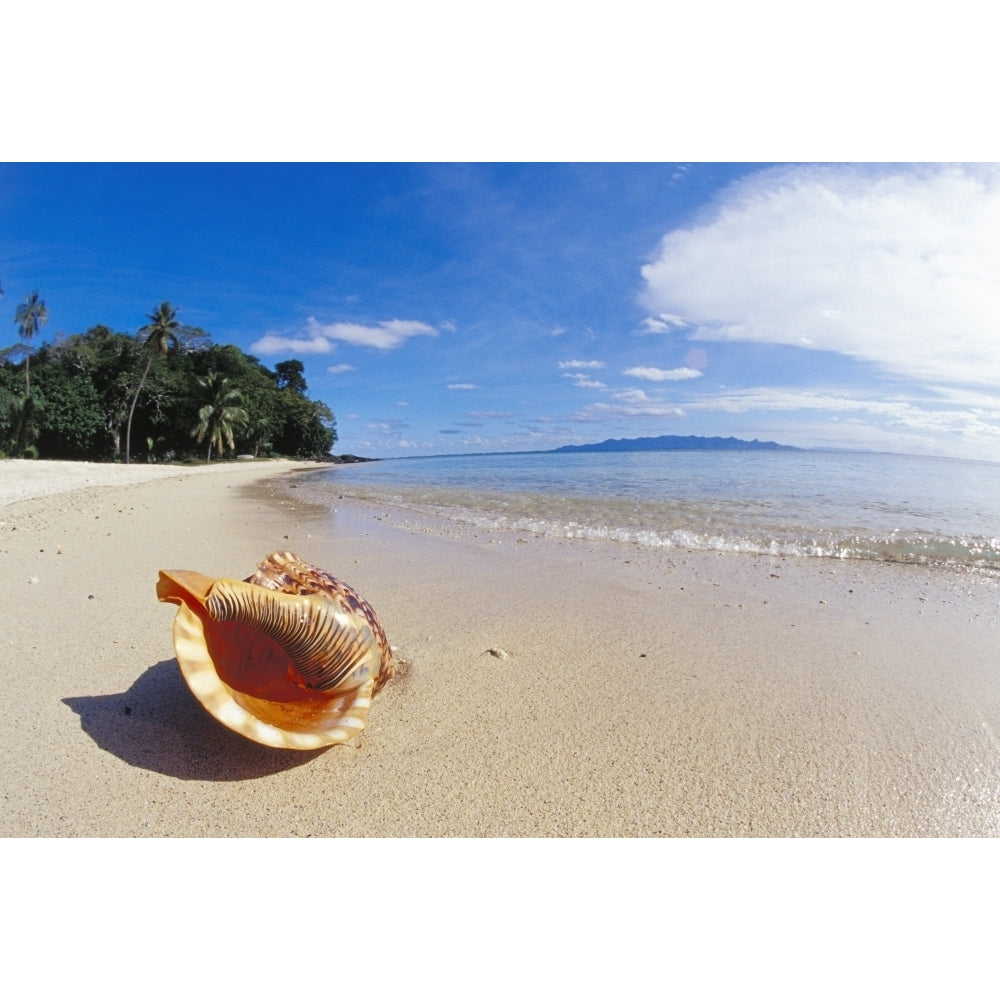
<box><xmin>3</xmin><ymin>161</ymin><xmax>1000</xmax><ymax>461</ymax></box>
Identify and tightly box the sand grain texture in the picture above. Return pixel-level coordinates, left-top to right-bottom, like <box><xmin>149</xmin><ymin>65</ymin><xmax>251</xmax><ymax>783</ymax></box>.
<box><xmin>2</xmin><ymin>458</ymin><xmax>999</xmax><ymax>836</ymax></box>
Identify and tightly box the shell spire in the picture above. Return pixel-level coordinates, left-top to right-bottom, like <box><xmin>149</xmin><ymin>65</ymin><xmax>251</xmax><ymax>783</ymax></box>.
<box><xmin>157</xmin><ymin>552</ymin><xmax>395</xmax><ymax>749</ymax></box>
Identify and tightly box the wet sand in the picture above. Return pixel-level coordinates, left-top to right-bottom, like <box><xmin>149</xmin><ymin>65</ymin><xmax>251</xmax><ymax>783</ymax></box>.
<box><xmin>1</xmin><ymin>458</ymin><xmax>999</xmax><ymax>836</ymax></box>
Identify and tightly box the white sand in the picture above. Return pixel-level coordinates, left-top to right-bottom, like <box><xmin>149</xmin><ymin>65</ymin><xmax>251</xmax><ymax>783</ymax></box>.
<box><xmin>2</xmin><ymin>459</ymin><xmax>999</xmax><ymax>836</ymax></box>
<box><xmin>0</xmin><ymin>457</ymin><xmax>305</xmax><ymax>506</ymax></box>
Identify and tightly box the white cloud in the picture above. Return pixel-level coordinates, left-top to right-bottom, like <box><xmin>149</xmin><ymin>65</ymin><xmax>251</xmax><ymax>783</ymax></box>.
<box><xmin>326</xmin><ymin>363</ymin><xmax>356</xmax><ymax>374</ymax></box>
<box><xmin>688</xmin><ymin>387</ymin><xmax>903</xmax><ymax>416</ymax></box>
<box><xmin>448</xmin><ymin>383</ymin><xmax>478</xmax><ymax>390</ymax></box>
<box><xmin>624</xmin><ymin>365</ymin><xmax>703</xmax><ymax>382</ymax></box>
<box><xmin>558</xmin><ymin>359</ymin><xmax>605</xmax><ymax>370</ymax></box>
<box><xmin>639</xmin><ymin>314</ymin><xmax>688</xmax><ymax>334</ymax></box>
<box><xmin>640</xmin><ymin>164</ymin><xmax>1000</xmax><ymax>387</ymax></box>
<box><xmin>687</xmin><ymin>386</ymin><xmax>1000</xmax><ymax>445</ymax></box>
<box><xmin>562</xmin><ymin>372</ymin><xmax>606</xmax><ymax>389</ymax></box>
<box><xmin>252</xmin><ymin>317</ymin><xmax>437</xmax><ymax>355</ymax></box>
<box><xmin>251</xmin><ymin>333</ymin><xmax>333</xmax><ymax>355</ymax></box>
<box><xmin>366</xmin><ymin>419</ymin><xmax>409</xmax><ymax>434</ymax></box>
<box><xmin>573</xmin><ymin>400</ymin><xmax>685</xmax><ymax>422</ymax></box>
<box><xmin>312</xmin><ymin>317</ymin><xmax>437</xmax><ymax>349</ymax></box>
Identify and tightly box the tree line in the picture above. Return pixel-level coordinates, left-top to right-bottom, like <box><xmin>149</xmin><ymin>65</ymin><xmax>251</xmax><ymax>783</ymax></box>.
<box><xmin>0</xmin><ymin>292</ymin><xmax>337</xmax><ymax>462</ymax></box>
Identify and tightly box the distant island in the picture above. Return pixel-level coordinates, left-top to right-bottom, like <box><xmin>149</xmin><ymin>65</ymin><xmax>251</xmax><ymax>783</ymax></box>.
<box><xmin>324</xmin><ymin>453</ymin><xmax>379</xmax><ymax>464</ymax></box>
<box><xmin>550</xmin><ymin>434</ymin><xmax>796</xmax><ymax>454</ymax></box>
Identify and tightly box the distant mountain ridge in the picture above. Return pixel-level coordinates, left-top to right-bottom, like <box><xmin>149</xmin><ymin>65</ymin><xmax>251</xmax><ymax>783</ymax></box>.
<box><xmin>550</xmin><ymin>434</ymin><xmax>796</xmax><ymax>454</ymax></box>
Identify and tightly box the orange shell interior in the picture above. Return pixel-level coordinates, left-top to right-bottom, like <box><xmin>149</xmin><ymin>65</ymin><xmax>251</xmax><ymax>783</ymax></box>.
<box><xmin>159</xmin><ymin>569</ymin><xmax>374</xmax><ymax>750</ymax></box>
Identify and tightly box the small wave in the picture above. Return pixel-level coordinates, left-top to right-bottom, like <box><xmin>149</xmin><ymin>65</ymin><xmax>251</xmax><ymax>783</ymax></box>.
<box><xmin>301</xmin><ymin>471</ymin><xmax>1000</xmax><ymax>576</ymax></box>
<box><xmin>428</xmin><ymin>506</ymin><xmax>1000</xmax><ymax>573</ymax></box>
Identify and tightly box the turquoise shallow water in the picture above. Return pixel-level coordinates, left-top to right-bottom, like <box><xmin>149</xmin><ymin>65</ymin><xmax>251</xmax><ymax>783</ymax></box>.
<box><xmin>300</xmin><ymin>449</ymin><xmax>1000</xmax><ymax>572</ymax></box>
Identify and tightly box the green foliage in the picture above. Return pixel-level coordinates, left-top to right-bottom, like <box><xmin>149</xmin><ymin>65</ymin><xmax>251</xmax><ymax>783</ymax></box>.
<box><xmin>272</xmin><ymin>391</ymin><xmax>337</xmax><ymax>458</ymax></box>
<box><xmin>1</xmin><ymin>390</ymin><xmax>41</xmax><ymax>457</ymax></box>
<box><xmin>274</xmin><ymin>358</ymin><xmax>308</xmax><ymax>394</ymax></box>
<box><xmin>125</xmin><ymin>301</ymin><xmax>181</xmax><ymax>464</ymax></box>
<box><xmin>191</xmin><ymin>371</ymin><xmax>249</xmax><ymax>462</ymax></box>
<box><xmin>13</xmin><ymin>290</ymin><xmax>48</xmax><ymax>397</ymax></box>
<box><xmin>50</xmin><ymin>326</ymin><xmax>144</xmax><ymax>459</ymax></box>
<box><xmin>1</xmin><ymin>314</ymin><xmax>339</xmax><ymax>462</ymax></box>
<box><xmin>33</xmin><ymin>366</ymin><xmax>106</xmax><ymax>458</ymax></box>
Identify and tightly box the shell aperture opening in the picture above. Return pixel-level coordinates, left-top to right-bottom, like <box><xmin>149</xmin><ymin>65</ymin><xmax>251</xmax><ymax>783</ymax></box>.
<box><xmin>206</xmin><ymin>579</ymin><xmax>381</xmax><ymax>694</ymax></box>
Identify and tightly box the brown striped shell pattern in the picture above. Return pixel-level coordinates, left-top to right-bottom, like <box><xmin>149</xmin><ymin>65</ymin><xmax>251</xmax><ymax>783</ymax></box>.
<box><xmin>156</xmin><ymin>551</ymin><xmax>394</xmax><ymax>749</ymax></box>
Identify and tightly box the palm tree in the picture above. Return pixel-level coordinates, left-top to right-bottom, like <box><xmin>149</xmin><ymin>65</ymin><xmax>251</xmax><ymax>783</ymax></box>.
<box><xmin>192</xmin><ymin>371</ymin><xmax>249</xmax><ymax>462</ymax></box>
<box><xmin>125</xmin><ymin>302</ymin><xmax>180</xmax><ymax>464</ymax></box>
<box><xmin>5</xmin><ymin>392</ymin><xmax>39</xmax><ymax>457</ymax></box>
<box><xmin>14</xmin><ymin>291</ymin><xmax>48</xmax><ymax>397</ymax></box>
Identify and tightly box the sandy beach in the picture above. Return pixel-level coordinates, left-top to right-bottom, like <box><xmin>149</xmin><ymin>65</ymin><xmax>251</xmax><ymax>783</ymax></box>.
<box><xmin>2</xmin><ymin>457</ymin><xmax>999</xmax><ymax>837</ymax></box>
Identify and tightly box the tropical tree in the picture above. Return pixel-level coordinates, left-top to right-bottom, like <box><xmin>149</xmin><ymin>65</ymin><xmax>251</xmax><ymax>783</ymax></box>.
<box><xmin>272</xmin><ymin>391</ymin><xmax>336</xmax><ymax>457</ymax></box>
<box><xmin>13</xmin><ymin>291</ymin><xmax>48</xmax><ymax>397</ymax></box>
<box><xmin>191</xmin><ymin>371</ymin><xmax>249</xmax><ymax>462</ymax></box>
<box><xmin>32</xmin><ymin>363</ymin><xmax>105</xmax><ymax>458</ymax></box>
<box><xmin>3</xmin><ymin>392</ymin><xmax>40</xmax><ymax>457</ymax></box>
<box><xmin>125</xmin><ymin>302</ymin><xmax>180</xmax><ymax>464</ymax></box>
<box><xmin>274</xmin><ymin>358</ymin><xmax>307</xmax><ymax>394</ymax></box>
<box><xmin>55</xmin><ymin>325</ymin><xmax>143</xmax><ymax>459</ymax></box>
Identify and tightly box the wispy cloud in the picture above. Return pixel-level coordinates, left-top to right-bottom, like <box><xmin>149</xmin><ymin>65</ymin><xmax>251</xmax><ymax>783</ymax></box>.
<box><xmin>447</xmin><ymin>383</ymin><xmax>478</xmax><ymax>390</ymax></box>
<box><xmin>686</xmin><ymin>387</ymin><xmax>1000</xmax><ymax>445</ymax></box>
<box><xmin>640</xmin><ymin>164</ymin><xmax>1000</xmax><ymax>388</ymax></box>
<box><xmin>365</xmin><ymin>419</ymin><xmax>410</xmax><ymax>434</ymax></box>
<box><xmin>252</xmin><ymin>317</ymin><xmax>437</xmax><ymax>355</ymax></box>
<box><xmin>558</xmin><ymin>359</ymin><xmax>605</xmax><ymax>370</ymax></box>
<box><xmin>638</xmin><ymin>314</ymin><xmax>688</xmax><ymax>334</ymax></box>
<box><xmin>624</xmin><ymin>365</ymin><xmax>702</xmax><ymax>382</ymax></box>
<box><xmin>613</xmin><ymin>389</ymin><xmax>652</xmax><ymax>403</ymax></box>
<box><xmin>326</xmin><ymin>363</ymin><xmax>356</xmax><ymax>374</ymax></box>
<box><xmin>563</xmin><ymin>372</ymin><xmax>607</xmax><ymax>390</ymax></box>
<box><xmin>572</xmin><ymin>400</ymin><xmax>686</xmax><ymax>422</ymax></box>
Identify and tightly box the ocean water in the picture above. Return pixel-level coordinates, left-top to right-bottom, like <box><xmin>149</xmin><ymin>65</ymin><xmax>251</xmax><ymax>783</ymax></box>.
<box><xmin>298</xmin><ymin>449</ymin><xmax>1000</xmax><ymax>573</ymax></box>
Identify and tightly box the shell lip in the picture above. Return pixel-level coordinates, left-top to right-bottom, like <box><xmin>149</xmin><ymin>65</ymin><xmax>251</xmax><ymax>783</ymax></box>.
<box><xmin>170</xmin><ymin>602</ymin><xmax>375</xmax><ymax>750</ymax></box>
<box><xmin>157</xmin><ymin>569</ymin><xmax>215</xmax><ymax>607</ymax></box>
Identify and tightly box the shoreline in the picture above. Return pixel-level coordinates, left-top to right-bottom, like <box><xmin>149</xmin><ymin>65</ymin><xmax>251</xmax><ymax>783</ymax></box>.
<box><xmin>2</xmin><ymin>460</ymin><xmax>999</xmax><ymax>836</ymax></box>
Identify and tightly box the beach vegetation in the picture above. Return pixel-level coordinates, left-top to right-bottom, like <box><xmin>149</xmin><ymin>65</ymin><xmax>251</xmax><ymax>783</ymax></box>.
<box><xmin>125</xmin><ymin>301</ymin><xmax>181</xmax><ymax>464</ymax></box>
<box><xmin>1</xmin><ymin>305</ymin><xmax>338</xmax><ymax>462</ymax></box>
<box><xmin>32</xmin><ymin>366</ymin><xmax>106</xmax><ymax>458</ymax></box>
<box><xmin>0</xmin><ymin>389</ymin><xmax>41</xmax><ymax>457</ymax></box>
<box><xmin>191</xmin><ymin>371</ymin><xmax>249</xmax><ymax>462</ymax></box>
<box><xmin>13</xmin><ymin>290</ymin><xmax>48</xmax><ymax>398</ymax></box>
<box><xmin>146</xmin><ymin>435</ymin><xmax>167</xmax><ymax>462</ymax></box>
<box><xmin>274</xmin><ymin>358</ymin><xmax>308</xmax><ymax>394</ymax></box>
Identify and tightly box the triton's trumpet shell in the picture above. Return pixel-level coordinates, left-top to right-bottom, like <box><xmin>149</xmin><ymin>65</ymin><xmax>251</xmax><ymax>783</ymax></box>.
<box><xmin>156</xmin><ymin>551</ymin><xmax>394</xmax><ymax>749</ymax></box>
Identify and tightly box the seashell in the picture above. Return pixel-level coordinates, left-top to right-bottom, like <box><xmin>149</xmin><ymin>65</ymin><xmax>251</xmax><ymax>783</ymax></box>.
<box><xmin>156</xmin><ymin>551</ymin><xmax>394</xmax><ymax>750</ymax></box>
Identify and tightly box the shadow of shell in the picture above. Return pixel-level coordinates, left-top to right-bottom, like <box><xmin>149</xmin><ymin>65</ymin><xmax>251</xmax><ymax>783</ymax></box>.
<box><xmin>63</xmin><ymin>661</ymin><xmax>327</xmax><ymax>781</ymax></box>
